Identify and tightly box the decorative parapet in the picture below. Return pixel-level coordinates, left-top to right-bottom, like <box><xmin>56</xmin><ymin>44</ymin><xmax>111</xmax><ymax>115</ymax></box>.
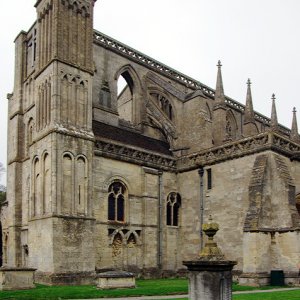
<box><xmin>94</xmin><ymin>139</ymin><xmax>176</xmax><ymax>171</ymax></box>
<box><xmin>177</xmin><ymin>132</ymin><xmax>300</xmax><ymax>172</ymax></box>
<box><xmin>94</xmin><ymin>132</ymin><xmax>300</xmax><ymax>173</ymax></box>
<box><xmin>93</xmin><ymin>30</ymin><xmax>290</xmax><ymax>136</ymax></box>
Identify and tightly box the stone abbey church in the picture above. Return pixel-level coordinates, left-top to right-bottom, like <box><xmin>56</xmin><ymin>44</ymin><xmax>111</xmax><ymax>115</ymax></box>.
<box><xmin>2</xmin><ymin>0</ymin><xmax>300</xmax><ymax>285</ymax></box>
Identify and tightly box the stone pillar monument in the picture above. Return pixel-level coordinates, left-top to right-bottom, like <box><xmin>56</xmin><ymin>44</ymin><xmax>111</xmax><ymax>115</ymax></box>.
<box><xmin>183</xmin><ymin>216</ymin><xmax>236</xmax><ymax>300</ymax></box>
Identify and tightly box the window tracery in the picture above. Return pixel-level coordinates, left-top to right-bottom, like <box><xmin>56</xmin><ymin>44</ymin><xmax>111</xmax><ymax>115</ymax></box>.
<box><xmin>150</xmin><ymin>92</ymin><xmax>173</xmax><ymax>120</ymax></box>
<box><xmin>108</xmin><ymin>182</ymin><xmax>126</xmax><ymax>222</ymax></box>
<box><xmin>166</xmin><ymin>192</ymin><xmax>181</xmax><ymax>226</ymax></box>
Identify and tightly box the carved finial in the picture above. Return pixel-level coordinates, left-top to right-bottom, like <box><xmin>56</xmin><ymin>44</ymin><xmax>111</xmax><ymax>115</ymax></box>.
<box><xmin>247</xmin><ymin>78</ymin><xmax>251</xmax><ymax>86</ymax></box>
<box><xmin>291</xmin><ymin>106</ymin><xmax>299</xmax><ymax>142</ymax></box>
<box><xmin>214</xmin><ymin>61</ymin><xmax>225</xmax><ymax>106</ymax></box>
<box><xmin>272</xmin><ymin>93</ymin><xmax>276</xmax><ymax>101</ymax></box>
<box><xmin>270</xmin><ymin>93</ymin><xmax>278</xmax><ymax>130</ymax></box>
<box><xmin>199</xmin><ymin>216</ymin><xmax>224</xmax><ymax>259</ymax></box>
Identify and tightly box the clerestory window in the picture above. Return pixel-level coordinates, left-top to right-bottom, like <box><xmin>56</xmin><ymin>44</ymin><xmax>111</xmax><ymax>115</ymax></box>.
<box><xmin>108</xmin><ymin>182</ymin><xmax>126</xmax><ymax>222</ymax></box>
<box><xmin>166</xmin><ymin>192</ymin><xmax>181</xmax><ymax>226</ymax></box>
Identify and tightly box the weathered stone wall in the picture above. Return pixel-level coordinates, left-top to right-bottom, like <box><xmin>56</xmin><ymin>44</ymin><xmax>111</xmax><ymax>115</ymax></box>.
<box><xmin>3</xmin><ymin>0</ymin><xmax>300</xmax><ymax>284</ymax></box>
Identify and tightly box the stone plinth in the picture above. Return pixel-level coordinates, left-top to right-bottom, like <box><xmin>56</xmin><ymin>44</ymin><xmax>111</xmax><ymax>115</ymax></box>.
<box><xmin>183</xmin><ymin>216</ymin><xmax>237</xmax><ymax>300</ymax></box>
<box><xmin>239</xmin><ymin>272</ymin><xmax>269</xmax><ymax>287</ymax></box>
<box><xmin>0</xmin><ymin>267</ymin><xmax>36</xmax><ymax>290</ymax></box>
<box><xmin>183</xmin><ymin>260</ymin><xmax>236</xmax><ymax>300</ymax></box>
<box><xmin>96</xmin><ymin>271</ymin><xmax>135</xmax><ymax>289</ymax></box>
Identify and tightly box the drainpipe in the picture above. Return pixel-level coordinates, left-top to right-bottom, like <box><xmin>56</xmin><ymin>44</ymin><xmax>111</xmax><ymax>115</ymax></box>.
<box><xmin>198</xmin><ymin>166</ymin><xmax>204</xmax><ymax>251</ymax></box>
<box><xmin>158</xmin><ymin>171</ymin><xmax>163</xmax><ymax>271</ymax></box>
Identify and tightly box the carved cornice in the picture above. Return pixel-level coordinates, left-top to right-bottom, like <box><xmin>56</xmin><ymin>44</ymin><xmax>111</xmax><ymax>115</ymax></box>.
<box><xmin>177</xmin><ymin>132</ymin><xmax>300</xmax><ymax>172</ymax></box>
<box><xmin>93</xmin><ymin>132</ymin><xmax>300</xmax><ymax>173</ymax></box>
<box><xmin>94</xmin><ymin>139</ymin><xmax>176</xmax><ymax>171</ymax></box>
<box><xmin>93</xmin><ymin>30</ymin><xmax>290</xmax><ymax>136</ymax></box>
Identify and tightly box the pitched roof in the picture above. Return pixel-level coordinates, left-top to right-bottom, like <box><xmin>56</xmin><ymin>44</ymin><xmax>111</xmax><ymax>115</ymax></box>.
<box><xmin>93</xmin><ymin>121</ymin><xmax>172</xmax><ymax>156</ymax></box>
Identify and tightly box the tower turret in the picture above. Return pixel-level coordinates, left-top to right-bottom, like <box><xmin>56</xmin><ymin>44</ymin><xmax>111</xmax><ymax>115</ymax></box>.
<box><xmin>212</xmin><ymin>61</ymin><xmax>227</xmax><ymax>145</ymax></box>
<box><xmin>290</xmin><ymin>107</ymin><xmax>300</xmax><ymax>142</ymax></box>
<box><xmin>243</xmin><ymin>79</ymin><xmax>258</xmax><ymax>137</ymax></box>
<box><xmin>4</xmin><ymin>0</ymin><xmax>98</xmax><ymax>283</ymax></box>
<box><xmin>35</xmin><ymin>0</ymin><xmax>96</xmax><ymax>73</ymax></box>
<box><xmin>270</xmin><ymin>93</ymin><xmax>279</xmax><ymax>132</ymax></box>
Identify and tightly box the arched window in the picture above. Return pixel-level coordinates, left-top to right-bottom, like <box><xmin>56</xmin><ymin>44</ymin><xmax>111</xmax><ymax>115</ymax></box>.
<box><xmin>33</xmin><ymin>158</ymin><xmax>40</xmax><ymax>216</ymax></box>
<box><xmin>166</xmin><ymin>192</ymin><xmax>181</xmax><ymax>226</ymax></box>
<box><xmin>108</xmin><ymin>182</ymin><xmax>126</xmax><ymax>222</ymax></box>
<box><xmin>43</xmin><ymin>153</ymin><xmax>51</xmax><ymax>214</ymax></box>
<box><xmin>62</xmin><ymin>153</ymin><xmax>73</xmax><ymax>214</ymax></box>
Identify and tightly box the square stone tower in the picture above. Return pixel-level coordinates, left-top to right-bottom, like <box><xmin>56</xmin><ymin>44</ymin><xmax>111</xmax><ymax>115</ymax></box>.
<box><xmin>5</xmin><ymin>0</ymin><xmax>97</xmax><ymax>284</ymax></box>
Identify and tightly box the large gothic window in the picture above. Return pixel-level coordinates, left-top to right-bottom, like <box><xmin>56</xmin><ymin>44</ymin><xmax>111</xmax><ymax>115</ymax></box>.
<box><xmin>166</xmin><ymin>192</ymin><xmax>181</xmax><ymax>226</ymax></box>
<box><xmin>108</xmin><ymin>182</ymin><xmax>126</xmax><ymax>222</ymax></box>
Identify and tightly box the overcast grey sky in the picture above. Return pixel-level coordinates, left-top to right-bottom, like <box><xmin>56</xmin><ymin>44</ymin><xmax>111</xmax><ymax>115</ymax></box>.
<box><xmin>1</xmin><ymin>0</ymin><xmax>300</xmax><ymax>185</ymax></box>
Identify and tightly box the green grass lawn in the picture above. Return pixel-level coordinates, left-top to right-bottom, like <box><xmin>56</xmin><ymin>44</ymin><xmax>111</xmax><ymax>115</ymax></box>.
<box><xmin>0</xmin><ymin>278</ymin><xmax>187</xmax><ymax>299</ymax></box>
<box><xmin>234</xmin><ymin>290</ymin><xmax>300</xmax><ymax>300</ymax></box>
<box><xmin>0</xmin><ymin>278</ymin><xmax>298</xmax><ymax>300</ymax></box>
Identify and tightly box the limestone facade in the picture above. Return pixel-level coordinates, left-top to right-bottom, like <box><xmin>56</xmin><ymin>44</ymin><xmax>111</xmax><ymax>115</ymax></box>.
<box><xmin>2</xmin><ymin>0</ymin><xmax>300</xmax><ymax>285</ymax></box>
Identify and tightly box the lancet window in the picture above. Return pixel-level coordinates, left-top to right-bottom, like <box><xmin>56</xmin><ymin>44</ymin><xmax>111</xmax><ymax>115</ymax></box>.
<box><xmin>166</xmin><ymin>192</ymin><xmax>181</xmax><ymax>226</ymax></box>
<box><xmin>108</xmin><ymin>182</ymin><xmax>126</xmax><ymax>222</ymax></box>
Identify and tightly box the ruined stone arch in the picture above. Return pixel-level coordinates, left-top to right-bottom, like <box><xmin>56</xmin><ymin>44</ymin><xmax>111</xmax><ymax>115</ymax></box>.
<box><xmin>145</xmin><ymin>86</ymin><xmax>177</xmax><ymax>149</ymax></box>
<box><xmin>124</xmin><ymin>230</ymin><xmax>142</xmax><ymax>246</ymax></box>
<box><xmin>147</xmin><ymin>114</ymin><xmax>173</xmax><ymax>148</ymax></box>
<box><xmin>225</xmin><ymin>109</ymin><xmax>238</xmax><ymax>140</ymax></box>
<box><xmin>109</xmin><ymin>229</ymin><xmax>126</xmax><ymax>245</ymax></box>
<box><xmin>148</xmin><ymin>87</ymin><xmax>176</xmax><ymax>122</ymax></box>
<box><xmin>114</xmin><ymin>64</ymin><xmax>143</xmax><ymax>125</ymax></box>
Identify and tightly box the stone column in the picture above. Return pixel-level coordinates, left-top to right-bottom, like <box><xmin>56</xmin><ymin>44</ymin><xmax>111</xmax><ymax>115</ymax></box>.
<box><xmin>183</xmin><ymin>216</ymin><xmax>236</xmax><ymax>300</ymax></box>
